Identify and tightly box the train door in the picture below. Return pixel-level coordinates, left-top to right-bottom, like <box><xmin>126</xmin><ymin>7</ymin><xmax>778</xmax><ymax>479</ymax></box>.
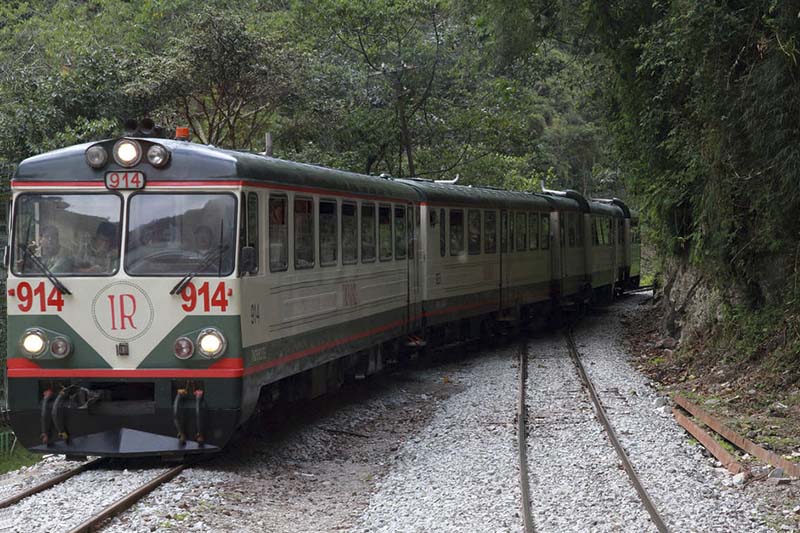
<box><xmin>550</xmin><ymin>211</ymin><xmax>564</xmax><ymax>300</ymax></box>
<box><xmin>407</xmin><ymin>204</ymin><xmax>423</xmax><ymax>333</ymax></box>
<box><xmin>499</xmin><ymin>210</ymin><xmax>510</xmax><ymax>311</ymax></box>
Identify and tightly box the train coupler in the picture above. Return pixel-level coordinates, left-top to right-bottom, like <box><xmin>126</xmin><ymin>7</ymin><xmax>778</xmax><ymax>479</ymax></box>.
<box><xmin>193</xmin><ymin>389</ymin><xmax>205</xmax><ymax>445</ymax></box>
<box><xmin>51</xmin><ymin>387</ymin><xmax>73</xmax><ymax>443</ymax></box>
<box><xmin>40</xmin><ymin>389</ymin><xmax>54</xmax><ymax>445</ymax></box>
<box><xmin>173</xmin><ymin>389</ymin><xmax>188</xmax><ymax>445</ymax></box>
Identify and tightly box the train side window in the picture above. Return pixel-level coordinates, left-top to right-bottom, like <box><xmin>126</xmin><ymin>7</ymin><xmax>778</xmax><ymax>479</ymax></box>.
<box><xmin>515</xmin><ymin>212</ymin><xmax>527</xmax><ymax>252</ymax></box>
<box><xmin>319</xmin><ymin>200</ymin><xmax>337</xmax><ymax>266</ymax></box>
<box><xmin>294</xmin><ymin>197</ymin><xmax>314</xmax><ymax>269</ymax></box>
<box><xmin>439</xmin><ymin>208</ymin><xmax>446</xmax><ymax>257</ymax></box>
<box><xmin>268</xmin><ymin>196</ymin><xmax>288</xmax><ymax>272</ymax></box>
<box><xmin>484</xmin><ymin>210</ymin><xmax>497</xmax><ymax>253</ymax></box>
<box><xmin>342</xmin><ymin>202</ymin><xmax>358</xmax><ymax>264</ymax></box>
<box><xmin>361</xmin><ymin>203</ymin><xmax>376</xmax><ymax>262</ymax></box>
<box><xmin>540</xmin><ymin>214</ymin><xmax>550</xmax><ymax>249</ymax></box>
<box><xmin>618</xmin><ymin>220</ymin><xmax>624</xmax><ymax>244</ymax></box>
<box><xmin>468</xmin><ymin>209</ymin><xmax>481</xmax><ymax>255</ymax></box>
<box><xmin>394</xmin><ymin>206</ymin><xmax>407</xmax><ymax>259</ymax></box>
<box><xmin>449</xmin><ymin>209</ymin><xmax>465</xmax><ymax>256</ymax></box>
<box><xmin>528</xmin><ymin>213</ymin><xmax>538</xmax><ymax>250</ymax></box>
<box><xmin>500</xmin><ymin>211</ymin><xmax>508</xmax><ymax>253</ymax></box>
<box><xmin>379</xmin><ymin>205</ymin><xmax>393</xmax><ymax>261</ymax></box>
<box><xmin>591</xmin><ymin>218</ymin><xmax>599</xmax><ymax>246</ymax></box>
<box><xmin>607</xmin><ymin>219</ymin><xmax>614</xmax><ymax>246</ymax></box>
<box><xmin>576</xmin><ymin>214</ymin><xmax>584</xmax><ymax>246</ymax></box>
<box><xmin>631</xmin><ymin>221</ymin><xmax>640</xmax><ymax>244</ymax></box>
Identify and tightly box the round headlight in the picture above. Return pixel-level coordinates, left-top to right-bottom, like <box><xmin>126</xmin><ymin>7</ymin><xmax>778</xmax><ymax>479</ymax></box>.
<box><xmin>174</xmin><ymin>337</ymin><xmax>195</xmax><ymax>360</ymax></box>
<box><xmin>85</xmin><ymin>146</ymin><xmax>108</xmax><ymax>168</ymax></box>
<box><xmin>113</xmin><ymin>139</ymin><xmax>142</xmax><ymax>167</ymax></box>
<box><xmin>21</xmin><ymin>329</ymin><xmax>47</xmax><ymax>358</ymax></box>
<box><xmin>50</xmin><ymin>336</ymin><xmax>72</xmax><ymax>359</ymax></box>
<box><xmin>197</xmin><ymin>328</ymin><xmax>226</xmax><ymax>359</ymax></box>
<box><xmin>146</xmin><ymin>145</ymin><xmax>170</xmax><ymax>168</ymax></box>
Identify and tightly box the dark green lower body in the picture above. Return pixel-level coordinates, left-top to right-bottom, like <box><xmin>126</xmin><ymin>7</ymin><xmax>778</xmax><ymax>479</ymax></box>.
<box><xmin>9</xmin><ymin>377</ymin><xmax>242</xmax><ymax>457</ymax></box>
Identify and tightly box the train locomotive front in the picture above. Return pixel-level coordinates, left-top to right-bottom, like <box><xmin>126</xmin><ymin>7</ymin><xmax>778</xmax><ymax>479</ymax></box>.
<box><xmin>6</xmin><ymin>138</ymin><xmax>248</xmax><ymax>457</ymax></box>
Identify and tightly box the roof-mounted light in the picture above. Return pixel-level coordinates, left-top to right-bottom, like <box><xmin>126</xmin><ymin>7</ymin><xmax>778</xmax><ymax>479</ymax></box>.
<box><xmin>113</xmin><ymin>139</ymin><xmax>142</xmax><ymax>167</ymax></box>
<box><xmin>85</xmin><ymin>145</ymin><xmax>108</xmax><ymax>169</ymax></box>
<box><xmin>147</xmin><ymin>145</ymin><xmax>170</xmax><ymax>168</ymax></box>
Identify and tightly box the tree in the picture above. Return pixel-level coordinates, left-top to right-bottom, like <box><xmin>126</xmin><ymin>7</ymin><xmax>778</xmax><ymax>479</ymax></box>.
<box><xmin>130</xmin><ymin>7</ymin><xmax>299</xmax><ymax>150</ymax></box>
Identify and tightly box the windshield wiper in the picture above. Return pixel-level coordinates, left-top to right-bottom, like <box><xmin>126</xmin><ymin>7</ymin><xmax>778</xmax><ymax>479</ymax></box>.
<box><xmin>17</xmin><ymin>244</ymin><xmax>72</xmax><ymax>295</ymax></box>
<box><xmin>169</xmin><ymin>244</ymin><xmax>230</xmax><ymax>296</ymax></box>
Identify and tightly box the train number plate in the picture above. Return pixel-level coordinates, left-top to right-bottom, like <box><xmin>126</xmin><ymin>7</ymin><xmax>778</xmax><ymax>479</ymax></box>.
<box><xmin>105</xmin><ymin>171</ymin><xmax>145</xmax><ymax>190</ymax></box>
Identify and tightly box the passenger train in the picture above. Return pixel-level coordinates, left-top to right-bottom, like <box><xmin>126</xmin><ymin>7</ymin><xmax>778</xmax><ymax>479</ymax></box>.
<box><xmin>4</xmin><ymin>132</ymin><xmax>640</xmax><ymax>457</ymax></box>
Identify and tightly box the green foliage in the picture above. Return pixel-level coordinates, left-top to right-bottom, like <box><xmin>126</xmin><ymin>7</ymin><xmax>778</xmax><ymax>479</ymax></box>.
<box><xmin>580</xmin><ymin>1</ymin><xmax>800</xmax><ymax>305</ymax></box>
<box><xmin>0</xmin><ymin>0</ymin><xmax>620</xmax><ymax>200</ymax></box>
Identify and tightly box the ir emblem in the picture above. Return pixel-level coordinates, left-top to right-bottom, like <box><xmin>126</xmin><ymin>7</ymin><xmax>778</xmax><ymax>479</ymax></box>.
<box><xmin>92</xmin><ymin>282</ymin><xmax>154</xmax><ymax>342</ymax></box>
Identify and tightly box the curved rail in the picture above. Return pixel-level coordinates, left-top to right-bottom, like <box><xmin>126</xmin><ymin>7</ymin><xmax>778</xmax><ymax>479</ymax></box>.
<box><xmin>565</xmin><ymin>330</ymin><xmax>669</xmax><ymax>533</ymax></box>
<box><xmin>67</xmin><ymin>464</ymin><xmax>185</xmax><ymax>533</ymax></box>
<box><xmin>517</xmin><ymin>343</ymin><xmax>535</xmax><ymax>533</ymax></box>
<box><xmin>0</xmin><ymin>458</ymin><xmax>107</xmax><ymax>509</ymax></box>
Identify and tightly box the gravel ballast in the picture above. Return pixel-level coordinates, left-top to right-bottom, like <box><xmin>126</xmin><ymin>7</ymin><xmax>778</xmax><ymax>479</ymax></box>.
<box><xmin>569</xmin><ymin>297</ymin><xmax>775</xmax><ymax>532</ymax></box>
<box><xmin>352</xmin><ymin>346</ymin><xmax>523</xmax><ymax>532</ymax></box>
<box><xmin>525</xmin><ymin>333</ymin><xmax>656</xmax><ymax>532</ymax></box>
<box><xmin>0</xmin><ymin>293</ymin><xmax>792</xmax><ymax>532</ymax></box>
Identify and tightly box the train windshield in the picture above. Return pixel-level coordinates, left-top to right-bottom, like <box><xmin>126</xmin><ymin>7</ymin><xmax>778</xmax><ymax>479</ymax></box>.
<box><xmin>125</xmin><ymin>193</ymin><xmax>237</xmax><ymax>276</ymax></box>
<box><xmin>12</xmin><ymin>194</ymin><xmax>122</xmax><ymax>276</ymax></box>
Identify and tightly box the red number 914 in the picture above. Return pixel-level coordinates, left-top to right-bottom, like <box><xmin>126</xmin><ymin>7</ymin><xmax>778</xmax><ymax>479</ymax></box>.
<box><xmin>180</xmin><ymin>281</ymin><xmax>230</xmax><ymax>312</ymax></box>
<box><xmin>14</xmin><ymin>281</ymin><xmax>65</xmax><ymax>312</ymax></box>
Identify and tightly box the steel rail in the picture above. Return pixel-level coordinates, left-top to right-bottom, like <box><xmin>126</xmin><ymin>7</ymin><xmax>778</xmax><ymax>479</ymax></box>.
<box><xmin>517</xmin><ymin>343</ymin><xmax>535</xmax><ymax>533</ymax></box>
<box><xmin>626</xmin><ymin>285</ymin><xmax>654</xmax><ymax>294</ymax></box>
<box><xmin>66</xmin><ymin>464</ymin><xmax>185</xmax><ymax>533</ymax></box>
<box><xmin>0</xmin><ymin>457</ymin><xmax>107</xmax><ymax>509</ymax></box>
<box><xmin>565</xmin><ymin>330</ymin><xmax>669</xmax><ymax>533</ymax></box>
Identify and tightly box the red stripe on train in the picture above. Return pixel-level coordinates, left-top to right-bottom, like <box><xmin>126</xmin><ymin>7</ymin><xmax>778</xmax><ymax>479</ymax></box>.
<box><xmin>6</xmin><ymin>300</ymin><xmax>497</xmax><ymax>379</ymax></box>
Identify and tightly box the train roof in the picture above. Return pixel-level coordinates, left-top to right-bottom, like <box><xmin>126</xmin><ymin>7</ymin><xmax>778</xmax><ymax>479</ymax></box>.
<box><xmin>396</xmin><ymin>179</ymin><xmax>554</xmax><ymax>210</ymax></box>
<box><xmin>13</xmin><ymin>138</ymin><xmax>418</xmax><ymax>201</ymax></box>
<box><xmin>13</xmin><ymin>139</ymin><xmax>635</xmax><ymax>216</ymax></box>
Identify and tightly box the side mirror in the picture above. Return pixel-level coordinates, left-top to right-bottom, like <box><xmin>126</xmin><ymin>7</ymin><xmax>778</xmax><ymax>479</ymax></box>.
<box><xmin>239</xmin><ymin>246</ymin><xmax>256</xmax><ymax>275</ymax></box>
<box><xmin>1</xmin><ymin>244</ymin><xmax>8</xmax><ymax>271</ymax></box>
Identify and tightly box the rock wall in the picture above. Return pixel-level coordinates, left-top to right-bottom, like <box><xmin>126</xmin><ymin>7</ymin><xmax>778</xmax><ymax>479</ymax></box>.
<box><xmin>658</xmin><ymin>251</ymin><xmax>792</xmax><ymax>347</ymax></box>
<box><xmin>658</xmin><ymin>255</ymin><xmax>723</xmax><ymax>345</ymax></box>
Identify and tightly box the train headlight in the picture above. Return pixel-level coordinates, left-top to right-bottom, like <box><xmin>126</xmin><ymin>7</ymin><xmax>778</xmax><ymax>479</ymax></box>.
<box><xmin>113</xmin><ymin>139</ymin><xmax>142</xmax><ymax>167</ymax></box>
<box><xmin>197</xmin><ymin>328</ymin><xmax>226</xmax><ymax>359</ymax></box>
<box><xmin>20</xmin><ymin>329</ymin><xmax>47</xmax><ymax>358</ymax></box>
<box><xmin>174</xmin><ymin>337</ymin><xmax>195</xmax><ymax>360</ymax></box>
<box><xmin>85</xmin><ymin>146</ymin><xmax>108</xmax><ymax>168</ymax></box>
<box><xmin>146</xmin><ymin>145</ymin><xmax>170</xmax><ymax>168</ymax></box>
<box><xmin>50</xmin><ymin>336</ymin><xmax>72</xmax><ymax>359</ymax></box>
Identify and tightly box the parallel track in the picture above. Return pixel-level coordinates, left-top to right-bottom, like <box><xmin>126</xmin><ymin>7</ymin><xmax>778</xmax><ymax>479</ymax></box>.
<box><xmin>516</xmin><ymin>343</ymin><xmax>535</xmax><ymax>533</ymax></box>
<box><xmin>565</xmin><ymin>329</ymin><xmax>669</xmax><ymax>533</ymax></box>
<box><xmin>0</xmin><ymin>459</ymin><xmax>184</xmax><ymax>532</ymax></box>
<box><xmin>67</xmin><ymin>464</ymin><xmax>185</xmax><ymax>533</ymax></box>
<box><xmin>0</xmin><ymin>458</ymin><xmax>107</xmax><ymax>509</ymax></box>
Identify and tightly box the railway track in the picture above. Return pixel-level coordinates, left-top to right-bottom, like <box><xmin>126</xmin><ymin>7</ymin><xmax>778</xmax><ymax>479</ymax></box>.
<box><xmin>564</xmin><ymin>329</ymin><xmax>669</xmax><ymax>533</ymax></box>
<box><xmin>516</xmin><ymin>343</ymin><xmax>535</xmax><ymax>533</ymax></box>
<box><xmin>0</xmin><ymin>459</ymin><xmax>185</xmax><ymax>532</ymax></box>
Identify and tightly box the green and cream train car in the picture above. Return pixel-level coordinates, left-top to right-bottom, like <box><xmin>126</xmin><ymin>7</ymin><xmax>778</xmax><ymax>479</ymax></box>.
<box><xmin>4</xmin><ymin>135</ymin><xmax>638</xmax><ymax>457</ymax></box>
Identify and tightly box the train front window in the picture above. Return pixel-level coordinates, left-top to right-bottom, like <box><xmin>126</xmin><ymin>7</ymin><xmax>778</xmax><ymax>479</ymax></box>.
<box><xmin>125</xmin><ymin>193</ymin><xmax>236</xmax><ymax>276</ymax></box>
<box><xmin>12</xmin><ymin>194</ymin><xmax>122</xmax><ymax>277</ymax></box>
